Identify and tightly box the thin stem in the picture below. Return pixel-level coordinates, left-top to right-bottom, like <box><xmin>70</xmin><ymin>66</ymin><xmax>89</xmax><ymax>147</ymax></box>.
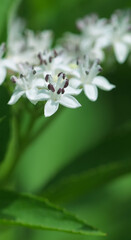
<box><xmin>25</xmin><ymin>107</ymin><xmax>63</xmax><ymax>149</ymax></box>
<box><xmin>0</xmin><ymin>117</ymin><xmax>21</xmax><ymax>186</ymax></box>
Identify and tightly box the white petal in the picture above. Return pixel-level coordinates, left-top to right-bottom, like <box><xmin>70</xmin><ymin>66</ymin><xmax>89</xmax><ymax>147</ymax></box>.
<box><xmin>123</xmin><ymin>34</ymin><xmax>131</xmax><ymax>45</ymax></box>
<box><xmin>93</xmin><ymin>76</ymin><xmax>115</xmax><ymax>91</ymax></box>
<box><xmin>44</xmin><ymin>99</ymin><xmax>59</xmax><ymax>117</ymax></box>
<box><xmin>8</xmin><ymin>90</ymin><xmax>24</xmax><ymax>105</ymax></box>
<box><xmin>26</xmin><ymin>89</ymin><xmax>50</xmax><ymax>104</ymax></box>
<box><xmin>0</xmin><ymin>67</ymin><xmax>6</xmax><ymax>85</ymax></box>
<box><xmin>59</xmin><ymin>94</ymin><xmax>81</xmax><ymax>108</ymax></box>
<box><xmin>2</xmin><ymin>59</ymin><xmax>17</xmax><ymax>72</ymax></box>
<box><xmin>69</xmin><ymin>78</ymin><xmax>81</xmax><ymax>88</ymax></box>
<box><xmin>84</xmin><ymin>84</ymin><xmax>98</xmax><ymax>101</ymax></box>
<box><xmin>32</xmin><ymin>78</ymin><xmax>45</xmax><ymax>88</ymax></box>
<box><xmin>114</xmin><ymin>42</ymin><xmax>129</xmax><ymax>63</ymax></box>
<box><xmin>65</xmin><ymin>86</ymin><xmax>82</xmax><ymax>95</ymax></box>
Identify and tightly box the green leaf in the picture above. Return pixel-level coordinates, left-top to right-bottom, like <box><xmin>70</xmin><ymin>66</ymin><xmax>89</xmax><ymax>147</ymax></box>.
<box><xmin>0</xmin><ymin>86</ymin><xmax>11</xmax><ymax>163</ymax></box>
<box><xmin>0</xmin><ymin>190</ymin><xmax>105</xmax><ymax>237</ymax></box>
<box><xmin>41</xmin><ymin>122</ymin><xmax>131</xmax><ymax>204</ymax></box>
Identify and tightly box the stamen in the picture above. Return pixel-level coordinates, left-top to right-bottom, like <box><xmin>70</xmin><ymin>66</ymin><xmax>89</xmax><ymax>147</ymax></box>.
<box><xmin>76</xmin><ymin>58</ymin><xmax>79</xmax><ymax>65</ymax></box>
<box><xmin>58</xmin><ymin>72</ymin><xmax>63</xmax><ymax>77</ymax></box>
<box><xmin>48</xmin><ymin>84</ymin><xmax>55</xmax><ymax>92</ymax></box>
<box><xmin>64</xmin><ymin>79</ymin><xmax>69</xmax><ymax>88</ymax></box>
<box><xmin>43</xmin><ymin>60</ymin><xmax>47</xmax><ymax>65</ymax></box>
<box><xmin>57</xmin><ymin>88</ymin><xmax>62</xmax><ymax>94</ymax></box>
<box><xmin>45</xmin><ymin>74</ymin><xmax>50</xmax><ymax>82</ymax></box>
<box><xmin>54</xmin><ymin>50</ymin><xmax>58</xmax><ymax>57</ymax></box>
<box><xmin>63</xmin><ymin>73</ymin><xmax>66</xmax><ymax>79</ymax></box>
<box><xmin>37</xmin><ymin>53</ymin><xmax>43</xmax><ymax>65</ymax></box>
<box><xmin>33</xmin><ymin>70</ymin><xmax>36</xmax><ymax>75</ymax></box>
<box><xmin>20</xmin><ymin>74</ymin><xmax>24</xmax><ymax>78</ymax></box>
<box><xmin>62</xmin><ymin>88</ymin><xmax>65</xmax><ymax>94</ymax></box>
<box><xmin>85</xmin><ymin>71</ymin><xmax>89</xmax><ymax>75</ymax></box>
<box><xmin>98</xmin><ymin>67</ymin><xmax>102</xmax><ymax>72</ymax></box>
<box><xmin>49</xmin><ymin>56</ymin><xmax>53</xmax><ymax>63</ymax></box>
<box><xmin>96</xmin><ymin>58</ymin><xmax>101</xmax><ymax>64</ymax></box>
<box><xmin>11</xmin><ymin>76</ymin><xmax>17</xmax><ymax>83</ymax></box>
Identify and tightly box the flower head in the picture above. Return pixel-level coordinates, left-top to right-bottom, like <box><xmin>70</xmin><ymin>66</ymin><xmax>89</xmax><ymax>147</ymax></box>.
<box><xmin>7</xmin><ymin>18</ymin><xmax>53</xmax><ymax>66</ymax></box>
<box><xmin>8</xmin><ymin>63</ymin><xmax>45</xmax><ymax>105</ymax></box>
<box><xmin>70</xmin><ymin>57</ymin><xmax>115</xmax><ymax>101</ymax></box>
<box><xmin>110</xmin><ymin>10</ymin><xmax>131</xmax><ymax>63</ymax></box>
<box><xmin>37</xmin><ymin>72</ymin><xmax>82</xmax><ymax>117</ymax></box>
<box><xmin>36</xmin><ymin>49</ymin><xmax>73</xmax><ymax>77</ymax></box>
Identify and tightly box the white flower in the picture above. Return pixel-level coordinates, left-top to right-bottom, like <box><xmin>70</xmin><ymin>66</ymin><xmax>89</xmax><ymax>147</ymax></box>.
<box><xmin>36</xmin><ymin>72</ymin><xmax>82</xmax><ymax>117</ymax></box>
<box><xmin>110</xmin><ymin>10</ymin><xmax>131</xmax><ymax>63</ymax></box>
<box><xmin>26</xmin><ymin>29</ymin><xmax>53</xmax><ymax>53</ymax></box>
<box><xmin>70</xmin><ymin>57</ymin><xmax>115</xmax><ymax>101</ymax></box>
<box><xmin>8</xmin><ymin>64</ymin><xmax>45</xmax><ymax>105</ymax></box>
<box><xmin>0</xmin><ymin>43</ymin><xmax>17</xmax><ymax>85</ymax></box>
<box><xmin>7</xmin><ymin>18</ymin><xmax>53</xmax><ymax>66</ymax></box>
<box><xmin>76</xmin><ymin>14</ymin><xmax>112</xmax><ymax>61</ymax></box>
<box><xmin>36</xmin><ymin>49</ymin><xmax>73</xmax><ymax>77</ymax></box>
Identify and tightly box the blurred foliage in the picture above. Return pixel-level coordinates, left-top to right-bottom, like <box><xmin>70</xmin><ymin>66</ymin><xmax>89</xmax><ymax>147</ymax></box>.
<box><xmin>0</xmin><ymin>0</ymin><xmax>131</xmax><ymax>240</ymax></box>
<box><xmin>0</xmin><ymin>86</ymin><xmax>11</xmax><ymax>163</ymax></box>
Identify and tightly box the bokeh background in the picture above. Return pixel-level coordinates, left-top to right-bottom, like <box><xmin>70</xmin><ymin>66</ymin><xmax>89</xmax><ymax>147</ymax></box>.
<box><xmin>1</xmin><ymin>0</ymin><xmax>131</xmax><ymax>239</ymax></box>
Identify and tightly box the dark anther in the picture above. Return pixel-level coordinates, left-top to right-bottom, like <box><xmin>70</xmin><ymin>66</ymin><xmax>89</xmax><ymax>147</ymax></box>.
<box><xmin>49</xmin><ymin>56</ymin><xmax>53</xmax><ymax>63</ymax></box>
<box><xmin>62</xmin><ymin>88</ymin><xmax>65</xmax><ymax>94</ymax></box>
<box><xmin>76</xmin><ymin>59</ymin><xmax>79</xmax><ymax>65</ymax></box>
<box><xmin>63</xmin><ymin>73</ymin><xmax>66</xmax><ymax>79</ymax></box>
<box><xmin>11</xmin><ymin>76</ymin><xmax>16</xmax><ymax>83</ymax></box>
<box><xmin>43</xmin><ymin>60</ymin><xmax>47</xmax><ymax>65</ymax></box>
<box><xmin>64</xmin><ymin>79</ymin><xmax>69</xmax><ymax>88</ymax></box>
<box><xmin>85</xmin><ymin>70</ymin><xmax>89</xmax><ymax>75</ymax></box>
<box><xmin>48</xmin><ymin>84</ymin><xmax>55</xmax><ymax>92</ymax></box>
<box><xmin>54</xmin><ymin>50</ymin><xmax>58</xmax><ymax>57</ymax></box>
<box><xmin>98</xmin><ymin>67</ymin><xmax>102</xmax><ymax>72</ymax></box>
<box><xmin>37</xmin><ymin>52</ymin><xmax>42</xmax><ymax>60</ymax></box>
<box><xmin>33</xmin><ymin>70</ymin><xmax>36</xmax><ymax>75</ymax></box>
<box><xmin>45</xmin><ymin>74</ymin><xmax>50</xmax><ymax>82</ymax></box>
<box><xmin>96</xmin><ymin>58</ymin><xmax>101</xmax><ymax>64</ymax></box>
<box><xmin>37</xmin><ymin>52</ymin><xmax>43</xmax><ymax>65</ymax></box>
<box><xmin>58</xmin><ymin>72</ymin><xmax>63</xmax><ymax>77</ymax></box>
<box><xmin>57</xmin><ymin>88</ymin><xmax>62</xmax><ymax>94</ymax></box>
<box><xmin>20</xmin><ymin>74</ymin><xmax>24</xmax><ymax>78</ymax></box>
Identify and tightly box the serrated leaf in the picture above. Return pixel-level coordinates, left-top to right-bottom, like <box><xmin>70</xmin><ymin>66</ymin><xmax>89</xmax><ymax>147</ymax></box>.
<box><xmin>0</xmin><ymin>190</ymin><xmax>105</xmax><ymax>237</ymax></box>
<box><xmin>0</xmin><ymin>86</ymin><xmax>11</xmax><ymax>163</ymax></box>
<box><xmin>41</xmin><ymin>122</ymin><xmax>131</xmax><ymax>204</ymax></box>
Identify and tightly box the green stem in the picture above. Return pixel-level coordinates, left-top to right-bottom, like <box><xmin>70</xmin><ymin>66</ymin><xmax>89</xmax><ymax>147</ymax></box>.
<box><xmin>26</xmin><ymin>107</ymin><xmax>63</xmax><ymax>149</ymax></box>
<box><xmin>0</xmin><ymin>117</ymin><xmax>21</xmax><ymax>186</ymax></box>
<box><xmin>0</xmin><ymin>107</ymin><xmax>63</xmax><ymax>186</ymax></box>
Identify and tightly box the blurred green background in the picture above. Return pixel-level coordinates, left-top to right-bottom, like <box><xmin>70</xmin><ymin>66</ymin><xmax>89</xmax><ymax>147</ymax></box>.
<box><xmin>0</xmin><ymin>0</ymin><xmax>131</xmax><ymax>239</ymax></box>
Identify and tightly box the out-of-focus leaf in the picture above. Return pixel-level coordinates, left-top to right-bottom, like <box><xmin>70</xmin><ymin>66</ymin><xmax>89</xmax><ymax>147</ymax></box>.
<box><xmin>20</xmin><ymin>0</ymin><xmax>131</xmax><ymax>39</ymax></box>
<box><xmin>0</xmin><ymin>190</ymin><xmax>105</xmax><ymax>237</ymax></box>
<box><xmin>0</xmin><ymin>0</ymin><xmax>21</xmax><ymax>42</ymax></box>
<box><xmin>0</xmin><ymin>86</ymin><xmax>11</xmax><ymax>163</ymax></box>
<box><xmin>41</xmin><ymin>122</ymin><xmax>131</xmax><ymax>204</ymax></box>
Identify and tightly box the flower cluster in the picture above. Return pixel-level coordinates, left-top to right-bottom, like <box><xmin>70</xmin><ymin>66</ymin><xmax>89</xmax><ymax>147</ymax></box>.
<box><xmin>62</xmin><ymin>10</ymin><xmax>131</xmax><ymax>63</ymax></box>
<box><xmin>1</xmin><ymin>9</ymin><xmax>130</xmax><ymax>117</ymax></box>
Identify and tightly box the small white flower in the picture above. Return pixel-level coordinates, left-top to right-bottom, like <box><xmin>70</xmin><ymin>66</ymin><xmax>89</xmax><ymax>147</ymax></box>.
<box><xmin>8</xmin><ymin>64</ymin><xmax>45</xmax><ymax>105</ymax></box>
<box><xmin>26</xmin><ymin>29</ymin><xmax>53</xmax><ymax>53</ymax></box>
<box><xmin>7</xmin><ymin>18</ymin><xmax>53</xmax><ymax>66</ymax></box>
<box><xmin>76</xmin><ymin>14</ymin><xmax>112</xmax><ymax>61</ymax></box>
<box><xmin>36</xmin><ymin>72</ymin><xmax>81</xmax><ymax>117</ymax></box>
<box><xmin>0</xmin><ymin>43</ymin><xmax>17</xmax><ymax>85</ymax></box>
<box><xmin>36</xmin><ymin>49</ymin><xmax>73</xmax><ymax>77</ymax></box>
<box><xmin>70</xmin><ymin>57</ymin><xmax>115</xmax><ymax>101</ymax></box>
<box><xmin>61</xmin><ymin>14</ymin><xmax>112</xmax><ymax>62</ymax></box>
<box><xmin>111</xmin><ymin>10</ymin><xmax>131</xmax><ymax>63</ymax></box>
